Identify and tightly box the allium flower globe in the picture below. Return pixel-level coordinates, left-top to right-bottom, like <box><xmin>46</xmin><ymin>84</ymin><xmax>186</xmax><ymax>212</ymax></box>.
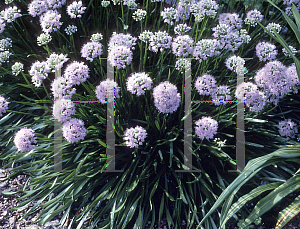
<box><xmin>194</xmin><ymin>74</ymin><xmax>217</xmax><ymax>96</ymax></box>
<box><xmin>0</xmin><ymin>51</ymin><xmax>11</xmax><ymax>65</ymax></box>
<box><xmin>138</xmin><ymin>30</ymin><xmax>153</xmax><ymax>43</ymax></box>
<box><xmin>161</xmin><ymin>7</ymin><xmax>176</xmax><ymax>25</ymax></box>
<box><xmin>278</xmin><ymin>119</ymin><xmax>298</xmax><ymax>140</ymax></box>
<box><xmin>13</xmin><ymin>128</ymin><xmax>37</xmax><ymax>153</ymax></box>
<box><xmin>29</xmin><ymin>61</ymin><xmax>51</xmax><ymax>88</ymax></box>
<box><xmin>153</xmin><ymin>81</ymin><xmax>181</xmax><ymax>114</ymax></box>
<box><xmin>95</xmin><ymin>79</ymin><xmax>121</xmax><ymax>104</ymax></box>
<box><xmin>266</xmin><ymin>22</ymin><xmax>282</xmax><ymax>36</ymax></box>
<box><xmin>193</xmin><ymin>39</ymin><xmax>221</xmax><ymax>62</ymax></box>
<box><xmin>53</xmin><ymin>99</ymin><xmax>76</xmax><ymax>123</ymax></box>
<box><xmin>256</xmin><ymin>41</ymin><xmax>278</xmax><ymax>62</ymax></box>
<box><xmin>108</xmin><ymin>33</ymin><xmax>137</xmax><ymax>51</ymax></box>
<box><xmin>64</xmin><ymin>61</ymin><xmax>89</xmax><ymax>86</ymax></box>
<box><xmin>1</xmin><ymin>6</ymin><xmax>22</xmax><ymax>23</ymax></box>
<box><xmin>65</xmin><ymin>25</ymin><xmax>77</xmax><ymax>35</ymax></box>
<box><xmin>175</xmin><ymin>58</ymin><xmax>192</xmax><ymax>74</ymax></box>
<box><xmin>132</xmin><ymin>9</ymin><xmax>147</xmax><ymax>21</ymax></box>
<box><xmin>12</xmin><ymin>62</ymin><xmax>24</xmax><ymax>76</ymax></box>
<box><xmin>0</xmin><ymin>38</ymin><xmax>12</xmax><ymax>51</ymax></box>
<box><xmin>47</xmin><ymin>53</ymin><xmax>69</xmax><ymax>72</ymax></box>
<box><xmin>108</xmin><ymin>45</ymin><xmax>133</xmax><ymax>69</ymax></box>
<box><xmin>28</xmin><ymin>0</ymin><xmax>48</xmax><ymax>17</ymax></box>
<box><xmin>0</xmin><ymin>95</ymin><xmax>9</xmax><ymax>117</ymax></box>
<box><xmin>218</xmin><ymin>13</ymin><xmax>243</xmax><ymax>31</ymax></box>
<box><xmin>37</xmin><ymin>33</ymin><xmax>52</xmax><ymax>46</ymax></box>
<box><xmin>67</xmin><ymin>1</ymin><xmax>86</xmax><ymax>18</ymax></box>
<box><xmin>171</xmin><ymin>35</ymin><xmax>194</xmax><ymax>57</ymax></box>
<box><xmin>225</xmin><ymin>55</ymin><xmax>245</xmax><ymax>73</ymax></box>
<box><xmin>244</xmin><ymin>9</ymin><xmax>263</xmax><ymax>27</ymax></box>
<box><xmin>126</xmin><ymin>72</ymin><xmax>153</xmax><ymax>96</ymax></box>
<box><xmin>51</xmin><ymin>77</ymin><xmax>77</xmax><ymax>99</ymax></box>
<box><xmin>285</xmin><ymin>65</ymin><xmax>300</xmax><ymax>94</ymax></box>
<box><xmin>91</xmin><ymin>33</ymin><xmax>103</xmax><ymax>42</ymax></box>
<box><xmin>123</xmin><ymin>126</ymin><xmax>147</xmax><ymax>148</ymax></box>
<box><xmin>62</xmin><ymin>118</ymin><xmax>87</xmax><ymax>143</ymax></box>
<box><xmin>47</xmin><ymin>0</ymin><xmax>66</xmax><ymax>9</ymax></box>
<box><xmin>81</xmin><ymin>41</ymin><xmax>103</xmax><ymax>62</ymax></box>
<box><xmin>148</xmin><ymin>31</ymin><xmax>172</xmax><ymax>53</ymax></box>
<box><xmin>40</xmin><ymin>10</ymin><xmax>63</xmax><ymax>33</ymax></box>
<box><xmin>282</xmin><ymin>45</ymin><xmax>297</xmax><ymax>57</ymax></box>
<box><xmin>195</xmin><ymin>116</ymin><xmax>218</xmax><ymax>140</ymax></box>
<box><xmin>174</xmin><ymin>23</ymin><xmax>192</xmax><ymax>35</ymax></box>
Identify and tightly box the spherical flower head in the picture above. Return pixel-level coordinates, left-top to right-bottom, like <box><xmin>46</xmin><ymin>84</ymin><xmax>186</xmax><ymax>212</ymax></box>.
<box><xmin>193</xmin><ymin>39</ymin><xmax>221</xmax><ymax>63</ymax></box>
<box><xmin>81</xmin><ymin>41</ymin><xmax>103</xmax><ymax>62</ymax></box>
<box><xmin>67</xmin><ymin>1</ymin><xmax>86</xmax><ymax>18</ymax></box>
<box><xmin>195</xmin><ymin>116</ymin><xmax>218</xmax><ymax>140</ymax></box>
<box><xmin>51</xmin><ymin>76</ymin><xmax>77</xmax><ymax>99</ymax></box>
<box><xmin>239</xmin><ymin>29</ymin><xmax>251</xmax><ymax>44</ymax></box>
<box><xmin>0</xmin><ymin>38</ymin><xmax>12</xmax><ymax>51</ymax></box>
<box><xmin>1</xmin><ymin>6</ymin><xmax>22</xmax><ymax>23</ymax></box>
<box><xmin>194</xmin><ymin>73</ymin><xmax>216</xmax><ymax>96</ymax></box>
<box><xmin>29</xmin><ymin>61</ymin><xmax>51</xmax><ymax>88</ymax></box>
<box><xmin>212</xmin><ymin>23</ymin><xmax>232</xmax><ymax>45</ymax></box>
<box><xmin>95</xmin><ymin>79</ymin><xmax>120</xmax><ymax>104</ymax></box>
<box><xmin>65</xmin><ymin>25</ymin><xmax>77</xmax><ymax>35</ymax></box>
<box><xmin>285</xmin><ymin>64</ymin><xmax>300</xmax><ymax>94</ymax></box>
<box><xmin>40</xmin><ymin>10</ymin><xmax>63</xmax><ymax>33</ymax></box>
<box><xmin>225</xmin><ymin>55</ymin><xmax>245</xmax><ymax>73</ymax></box>
<box><xmin>278</xmin><ymin>119</ymin><xmax>298</xmax><ymax>140</ymax></box>
<box><xmin>171</xmin><ymin>35</ymin><xmax>194</xmax><ymax>57</ymax></box>
<box><xmin>108</xmin><ymin>32</ymin><xmax>137</xmax><ymax>51</ymax></box>
<box><xmin>108</xmin><ymin>45</ymin><xmax>133</xmax><ymax>69</ymax></box>
<box><xmin>256</xmin><ymin>41</ymin><xmax>277</xmax><ymax>62</ymax></box>
<box><xmin>197</xmin><ymin>0</ymin><xmax>219</xmax><ymax>18</ymax></box>
<box><xmin>244</xmin><ymin>9</ymin><xmax>263</xmax><ymax>27</ymax></box>
<box><xmin>282</xmin><ymin>45</ymin><xmax>297</xmax><ymax>57</ymax></box>
<box><xmin>0</xmin><ymin>51</ymin><xmax>11</xmax><ymax>66</ymax></box>
<box><xmin>123</xmin><ymin>126</ymin><xmax>147</xmax><ymax>148</ymax></box>
<box><xmin>211</xmin><ymin>85</ymin><xmax>232</xmax><ymax>105</ymax></box>
<box><xmin>223</xmin><ymin>31</ymin><xmax>243</xmax><ymax>52</ymax></box>
<box><xmin>64</xmin><ymin>62</ymin><xmax>89</xmax><ymax>86</ymax></box>
<box><xmin>13</xmin><ymin>128</ymin><xmax>37</xmax><ymax>153</ymax></box>
<box><xmin>266</xmin><ymin>22</ymin><xmax>282</xmax><ymax>36</ymax></box>
<box><xmin>37</xmin><ymin>33</ymin><xmax>52</xmax><ymax>46</ymax></box>
<box><xmin>175</xmin><ymin>58</ymin><xmax>191</xmax><ymax>74</ymax></box>
<box><xmin>175</xmin><ymin>0</ymin><xmax>191</xmax><ymax>22</ymax></box>
<box><xmin>28</xmin><ymin>0</ymin><xmax>48</xmax><ymax>17</ymax></box>
<box><xmin>218</xmin><ymin>13</ymin><xmax>243</xmax><ymax>31</ymax></box>
<box><xmin>101</xmin><ymin>0</ymin><xmax>110</xmax><ymax>7</ymax></box>
<box><xmin>149</xmin><ymin>31</ymin><xmax>173</xmax><ymax>53</ymax></box>
<box><xmin>153</xmin><ymin>81</ymin><xmax>181</xmax><ymax>114</ymax></box>
<box><xmin>132</xmin><ymin>9</ymin><xmax>147</xmax><ymax>21</ymax></box>
<box><xmin>0</xmin><ymin>19</ymin><xmax>5</xmax><ymax>34</ymax></box>
<box><xmin>47</xmin><ymin>0</ymin><xmax>66</xmax><ymax>9</ymax></box>
<box><xmin>47</xmin><ymin>53</ymin><xmax>69</xmax><ymax>72</ymax></box>
<box><xmin>53</xmin><ymin>99</ymin><xmax>76</xmax><ymax>123</ymax></box>
<box><xmin>174</xmin><ymin>23</ymin><xmax>192</xmax><ymax>35</ymax></box>
<box><xmin>62</xmin><ymin>118</ymin><xmax>87</xmax><ymax>143</ymax></box>
<box><xmin>123</xmin><ymin>0</ymin><xmax>138</xmax><ymax>10</ymax></box>
<box><xmin>12</xmin><ymin>62</ymin><xmax>24</xmax><ymax>76</ymax></box>
<box><xmin>138</xmin><ymin>30</ymin><xmax>153</xmax><ymax>43</ymax></box>
<box><xmin>91</xmin><ymin>33</ymin><xmax>103</xmax><ymax>42</ymax></box>
<box><xmin>0</xmin><ymin>95</ymin><xmax>9</xmax><ymax>117</ymax></box>
<box><xmin>161</xmin><ymin>7</ymin><xmax>177</xmax><ymax>25</ymax></box>
<box><xmin>126</xmin><ymin>72</ymin><xmax>153</xmax><ymax>96</ymax></box>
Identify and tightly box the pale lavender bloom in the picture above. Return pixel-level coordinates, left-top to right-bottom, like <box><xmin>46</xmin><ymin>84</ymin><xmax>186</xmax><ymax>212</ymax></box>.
<box><xmin>65</xmin><ymin>25</ymin><xmax>77</xmax><ymax>35</ymax></box>
<box><xmin>0</xmin><ymin>95</ymin><xmax>9</xmax><ymax>117</ymax></box>
<box><xmin>0</xmin><ymin>38</ymin><xmax>12</xmax><ymax>51</ymax></box>
<box><xmin>256</xmin><ymin>41</ymin><xmax>277</xmax><ymax>62</ymax></box>
<box><xmin>29</xmin><ymin>61</ymin><xmax>51</xmax><ymax>88</ymax></box>
<box><xmin>153</xmin><ymin>81</ymin><xmax>181</xmax><ymax>114</ymax></box>
<box><xmin>244</xmin><ymin>9</ymin><xmax>263</xmax><ymax>27</ymax></box>
<box><xmin>285</xmin><ymin>64</ymin><xmax>300</xmax><ymax>94</ymax></box>
<box><xmin>40</xmin><ymin>10</ymin><xmax>63</xmax><ymax>33</ymax></box>
<box><xmin>11</xmin><ymin>62</ymin><xmax>24</xmax><ymax>76</ymax></box>
<box><xmin>265</xmin><ymin>22</ymin><xmax>282</xmax><ymax>36</ymax></box>
<box><xmin>235</xmin><ymin>82</ymin><xmax>267</xmax><ymax>112</ymax></box>
<box><xmin>37</xmin><ymin>33</ymin><xmax>52</xmax><ymax>46</ymax></box>
<box><xmin>278</xmin><ymin>119</ymin><xmax>298</xmax><ymax>140</ymax></box>
<box><xmin>101</xmin><ymin>1</ymin><xmax>110</xmax><ymax>7</ymax></box>
<box><xmin>283</xmin><ymin>0</ymin><xmax>300</xmax><ymax>7</ymax></box>
<box><xmin>160</xmin><ymin>7</ymin><xmax>177</xmax><ymax>25</ymax></box>
<box><xmin>211</xmin><ymin>23</ymin><xmax>232</xmax><ymax>48</ymax></box>
<box><xmin>0</xmin><ymin>19</ymin><xmax>5</xmax><ymax>34</ymax></box>
<box><xmin>211</xmin><ymin>85</ymin><xmax>232</xmax><ymax>105</ymax></box>
<box><xmin>132</xmin><ymin>9</ymin><xmax>147</xmax><ymax>21</ymax></box>
<box><xmin>53</xmin><ymin>99</ymin><xmax>76</xmax><ymax>123</ymax></box>
<box><xmin>218</xmin><ymin>13</ymin><xmax>243</xmax><ymax>31</ymax></box>
<box><xmin>95</xmin><ymin>79</ymin><xmax>120</xmax><ymax>104</ymax></box>
<box><xmin>107</xmin><ymin>45</ymin><xmax>133</xmax><ymax>69</ymax></box>
<box><xmin>193</xmin><ymin>39</ymin><xmax>221</xmax><ymax>62</ymax></box>
<box><xmin>194</xmin><ymin>73</ymin><xmax>216</xmax><ymax>96</ymax></box>
<box><xmin>193</xmin><ymin>0</ymin><xmax>219</xmax><ymax>19</ymax></box>
<box><xmin>13</xmin><ymin>128</ymin><xmax>37</xmax><ymax>153</ymax></box>
<box><xmin>282</xmin><ymin>45</ymin><xmax>297</xmax><ymax>57</ymax></box>
<box><xmin>123</xmin><ymin>0</ymin><xmax>138</xmax><ymax>9</ymax></box>
<box><xmin>47</xmin><ymin>0</ymin><xmax>67</xmax><ymax>9</ymax></box>
<box><xmin>172</xmin><ymin>35</ymin><xmax>194</xmax><ymax>57</ymax></box>
<box><xmin>239</xmin><ymin>29</ymin><xmax>251</xmax><ymax>44</ymax></box>
<box><xmin>0</xmin><ymin>51</ymin><xmax>11</xmax><ymax>66</ymax></box>
<box><xmin>174</xmin><ymin>23</ymin><xmax>192</xmax><ymax>35</ymax></box>
<box><xmin>175</xmin><ymin>0</ymin><xmax>191</xmax><ymax>22</ymax></box>
<box><xmin>28</xmin><ymin>0</ymin><xmax>48</xmax><ymax>17</ymax></box>
<box><xmin>224</xmin><ymin>31</ymin><xmax>243</xmax><ymax>52</ymax></box>
<box><xmin>67</xmin><ymin>1</ymin><xmax>86</xmax><ymax>18</ymax></box>
<box><xmin>46</xmin><ymin>53</ymin><xmax>69</xmax><ymax>72</ymax></box>
<box><xmin>123</xmin><ymin>126</ymin><xmax>147</xmax><ymax>148</ymax></box>
<box><xmin>1</xmin><ymin>6</ymin><xmax>22</xmax><ymax>23</ymax></box>
<box><xmin>91</xmin><ymin>33</ymin><xmax>103</xmax><ymax>42</ymax></box>
<box><xmin>108</xmin><ymin>32</ymin><xmax>137</xmax><ymax>51</ymax></box>
<box><xmin>175</xmin><ymin>58</ymin><xmax>191</xmax><ymax>74</ymax></box>
<box><xmin>126</xmin><ymin>72</ymin><xmax>153</xmax><ymax>96</ymax></box>
<box><xmin>62</xmin><ymin>118</ymin><xmax>87</xmax><ymax>143</ymax></box>
<box><xmin>225</xmin><ymin>55</ymin><xmax>245</xmax><ymax>73</ymax></box>
<box><xmin>64</xmin><ymin>61</ymin><xmax>89</xmax><ymax>86</ymax></box>
<box><xmin>138</xmin><ymin>30</ymin><xmax>153</xmax><ymax>43</ymax></box>
<box><xmin>51</xmin><ymin>77</ymin><xmax>77</xmax><ymax>99</ymax></box>
<box><xmin>195</xmin><ymin>116</ymin><xmax>218</xmax><ymax>140</ymax></box>
<box><xmin>81</xmin><ymin>41</ymin><xmax>103</xmax><ymax>62</ymax></box>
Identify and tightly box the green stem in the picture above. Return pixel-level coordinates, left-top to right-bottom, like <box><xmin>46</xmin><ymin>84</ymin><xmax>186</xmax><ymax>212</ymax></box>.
<box><xmin>79</xmin><ymin>18</ymin><xmax>87</xmax><ymax>37</ymax></box>
<box><xmin>20</xmin><ymin>72</ymin><xmax>42</xmax><ymax>100</ymax></box>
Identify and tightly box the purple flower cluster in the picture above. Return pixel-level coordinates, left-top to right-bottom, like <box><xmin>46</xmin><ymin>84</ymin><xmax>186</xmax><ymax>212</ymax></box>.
<box><xmin>0</xmin><ymin>38</ymin><xmax>12</xmax><ymax>51</ymax></box>
<box><xmin>148</xmin><ymin>31</ymin><xmax>173</xmax><ymax>53</ymax></box>
<box><xmin>108</xmin><ymin>32</ymin><xmax>137</xmax><ymax>51</ymax></box>
<box><xmin>138</xmin><ymin>30</ymin><xmax>153</xmax><ymax>43</ymax></box>
<box><xmin>0</xmin><ymin>51</ymin><xmax>11</xmax><ymax>66</ymax></box>
<box><xmin>62</xmin><ymin>118</ymin><xmax>87</xmax><ymax>143</ymax></box>
<box><xmin>244</xmin><ymin>9</ymin><xmax>263</xmax><ymax>27</ymax></box>
<box><xmin>40</xmin><ymin>10</ymin><xmax>63</xmax><ymax>33</ymax></box>
<box><xmin>265</xmin><ymin>22</ymin><xmax>282</xmax><ymax>36</ymax></box>
<box><xmin>278</xmin><ymin>119</ymin><xmax>298</xmax><ymax>140</ymax></box>
<box><xmin>46</xmin><ymin>53</ymin><xmax>69</xmax><ymax>72</ymax></box>
<box><xmin>13</xmin><ymin>128</ymin><xmax>37</xmax><ymax>153</ymax></box>
<box><xmin>194</xmin><ymin>73</ymin><xmax>216</xmax><ymax>96</ymax></box>
<box><xmin>225</xmin><ymin>55</ymin><xmax>245</xmax><ymax>73</ymax></box>
<box><xmin>28</xmin><ymin>0</ymin><xmax>48</xmax><ymax>17</ymax></box>
<box><xmin>193</xmin><ymin>39</ymin><xmax>221</xmax><ymax>62</ymax></box>
<box><xmin>283</xmin><ymin>1</ymin><xmax>300</xmax><ymax>17</ymax></box>
<box><xmin>175</xmin><ymin>58</ymin><xmax>191</xmax><ymax>74</ymax></box>
<box><xmin>47</xmin><ymin>0</ymin><xmax>66</xmax><ymax>9</ymax></box>
<box><xmin>218</xmin><ymin>13</ymin><xmax>243</xmax><ymax>31</ymax></box>
<box><xmin>235</xmin><ymin>82</ymin><xmax>267</xmax><ymax>112</ymax></box>
<box><xmin>95</xmin><ymin>79</ymin><xmax>121</xmax><ymax>104</ymax></box>
<box><xmin>126</xmin><ymin>72</ymin><xmax>153</xmax><ymax>96</ymax></box>
<box><xmin>256</xmin><ymin>41</ymin><xmax>277</xmax><ymax>62</ymax></box>
<box><xmin>211</xmin><ymin>85</ymin><xmax>232</xmax><ymax>105</ymax></box>
<box><xmin>171</xmin><ymin>35</ymin><xmax>194</xmax><ymax>57</ymax></box>
<box><xmin>81</xmin><ymin>41</ymin><xmax>103</xmax><ymax>62</ymax></box>
<box><xmin>51</xmin><ymin>77</ymin><xmax>77</xmax><ymax>99</ymax></box>
<box><xmin>282</xmin><ymin>45</ymin><xmax>297</xmax><ymax>57</ymax></box>
<box><xmin>0</xmin><ymin>19</ymin><xmax>5</xmax><ymax>34</ymax></box>
<box><xmin>174</xmin><ymin>23</ymin><xmax>192</xmax><ymax>35</ymax></box>
<box><xmin>108</xmin><ymin>45</ymin><xmax>133</xmax><ymax>69</ymax></box>
<box><xmin>194</xmin><ymin>0</ymin><xmax>219</xmax><ymax>19</ymax></box>
<box><xmin>0</xmin><ymin>95</ymin><xmax>9</xmax><ymax>117</ymax></box>
<box><xmin>123</xmin><ymin>126</ymin><xmax>147</xmax><ymax>148</ymax></box>
<box><xmin>1</xmin><ymin>6</ymin><xmax>22</xmax><ymax>23</ymax></box>
<box><xmin>29</xmin><ymin>61</ymin><xmax>51</xmax><ymax>88</ymax></box>
<box><xmin>161</xmin><ymin>7</ymin><xmax>177</xmax><ymax>25</ymax></box>
<box><xmin>175</xmin><ymin>0</ymin><xmax>191</xmax><ymax>22</ymax></box>
<box><xmin>64</xmin><ymin>61</ymin><xmax>89</xmax><ymax>86</ymax></box>
<box><xmin>67</xmin><ymin>1</ymin><xmax>86</xmax><ymax>18</ymax></box>
<box><xmin>53</xmin><ymin>99</ymin><xmax>76</xmax><ymax>123</ymax></box>
<box><xmin>195</xmin><ymin>116</ymin><xmax>218</xmax><ymax>140</ymax></box>
<box><xmin>285</xmin><ymin>65</ymin><xmax>300</xmax><ymax>94</ymax></box>
<box><xmin>153</xmin><ymin>81</ymin><xmax>181</xmax><ymax>114</ymax></box>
